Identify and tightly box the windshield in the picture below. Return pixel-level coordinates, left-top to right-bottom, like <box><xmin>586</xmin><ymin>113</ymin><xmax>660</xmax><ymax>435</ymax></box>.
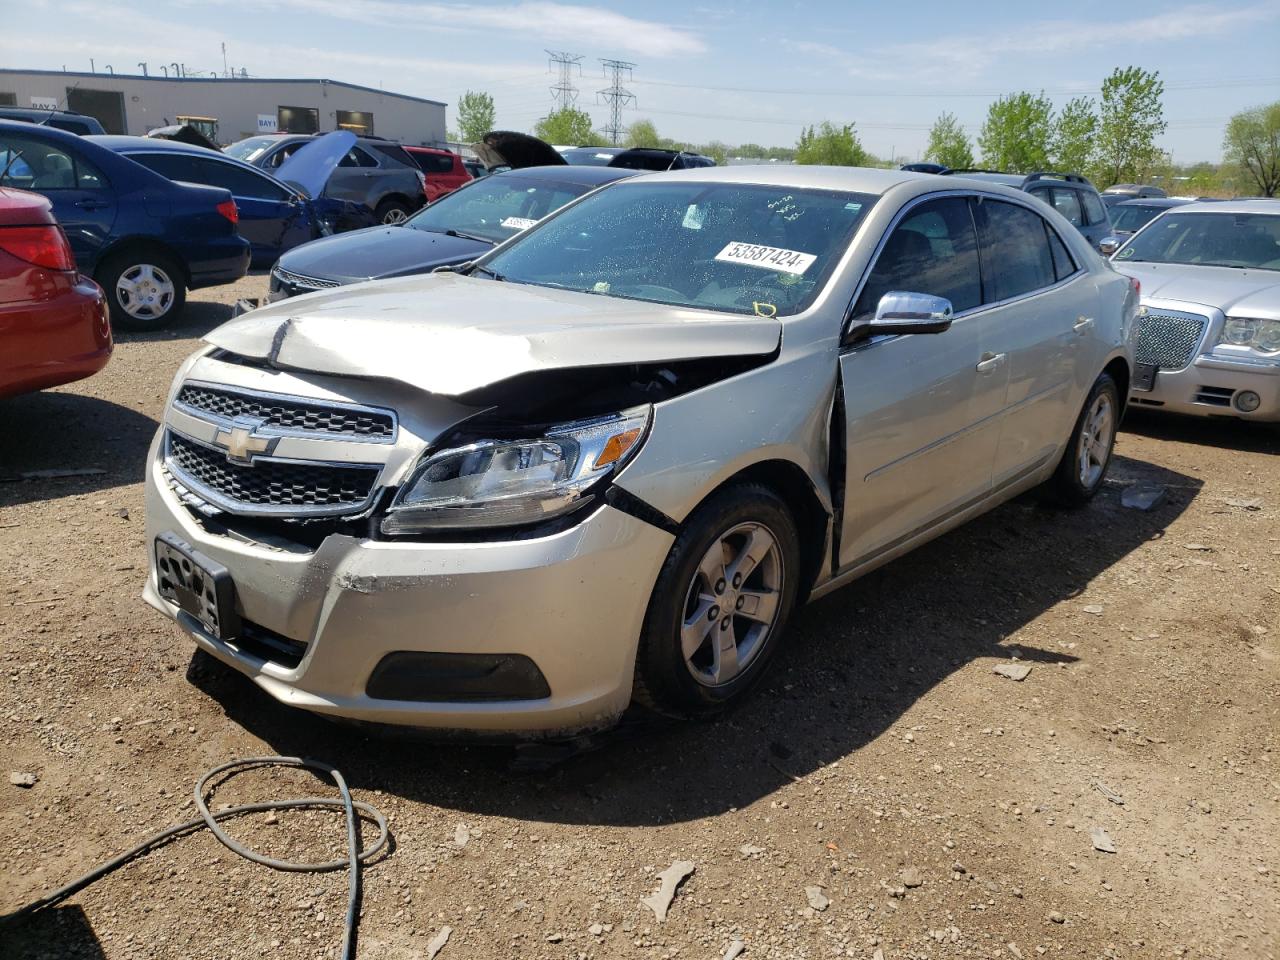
<box><xmin>1110</xmin><ymin>204</ymin><xmax>1167</xmax><ymax>232</ymax></box>
<box><xmin>1115</xmin><ymin>211</ymin><xmax>1280</xmax><ymax>271</ymax></box>
<box><xmin>224</xmin><ymin>137</ymin><xmax>281</xmax><ymax>164</ymax></box>
<box><xmin>405</xmin><ymin>174</ymin><xmax>592</xmax><ymax>244</ymax></box>
<box><xmin>481</xmin><ymin>181</ymin><xmax>876</xmax><ymax>316</ymax></box>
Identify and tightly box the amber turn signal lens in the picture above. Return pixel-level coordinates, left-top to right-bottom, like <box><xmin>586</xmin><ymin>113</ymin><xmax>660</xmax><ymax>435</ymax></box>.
<box><xmin>594</xmin><ymin>428</ymin><xmax>642</xmax><ymax>469</ymax></box>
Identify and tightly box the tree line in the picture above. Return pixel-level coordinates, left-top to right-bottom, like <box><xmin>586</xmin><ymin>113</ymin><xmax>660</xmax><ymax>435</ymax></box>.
<box><xmin>450</xmin><ymin>74</ymin><xmax>1280</xmax><ymax>196</ymax></box>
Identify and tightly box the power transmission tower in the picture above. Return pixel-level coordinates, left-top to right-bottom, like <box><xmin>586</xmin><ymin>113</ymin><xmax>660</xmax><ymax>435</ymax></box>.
<box><xmin>546</xmin><ymin>50</ymin><xmax>582</xmax><ymax>112</ymax></box>
<box><xmin>597</xmin><ymin>59</ymin><xmax>636</xmax><ymax>145</ymax></box>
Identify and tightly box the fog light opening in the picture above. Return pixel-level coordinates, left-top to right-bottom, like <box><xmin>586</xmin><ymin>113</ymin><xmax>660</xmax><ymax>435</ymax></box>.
<box><xmin>1234</xmin><ymin>390</ymin><xmax>1261</xmax><ymax>413</ymax></box>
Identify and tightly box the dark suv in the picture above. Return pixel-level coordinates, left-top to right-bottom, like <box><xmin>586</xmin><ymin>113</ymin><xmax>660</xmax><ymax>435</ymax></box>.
<box><xmin>225</xmin><ymin>134</ymin><xmax>426</xmax><ymax>224</ymax></box>
<box><xmin>560</xmin><ymin>146</ymin><xmax>716</xmax><ymax>170</ymax></box>
<box><xmin>943</xmin><ymin>170</ymin><xmax>1112</xmax><ymax>250</ymax></box>
<box><xmin>0</xmin><ymin>107</ymin><xmax>106</xmax><ymax>136</ymax></box>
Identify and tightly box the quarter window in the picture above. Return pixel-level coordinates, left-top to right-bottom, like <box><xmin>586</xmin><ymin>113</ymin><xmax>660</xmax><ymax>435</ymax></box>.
<box><xmin>338</xmin><ymin>147</ymin><xmax>379</xmax><ymax>168</ymax></box>
<box><xmin>1045</xmin><ymin>224</ymin><xmax>1078</xmax><ymax>281</ymax></box>
<box><xmin>979</xmin><ymin>199</ymin><xmax>1057</xmax><ymax>301</ymax></box>
<box><xmin>853</xmin><ymin>197</ymin><xmax>982</xmax><ymax>322</ymax></box>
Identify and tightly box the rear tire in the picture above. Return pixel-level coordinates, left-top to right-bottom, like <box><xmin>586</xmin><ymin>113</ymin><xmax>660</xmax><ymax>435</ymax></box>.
<box><xmin>1042</xmin><ymin>372</ymin><xmax>1120</xmax><ymax>506</ymax></box>
<box><xmin>633</xmin><ymin>483</ymin><xmax>801</xmax><ymax>719</ymax></box>
<box><xmin>375</xmin><ymin>199</ymin><xmax>411</xmax><ymax>225</ymax></box>
<box><xmin>97</xmin><ymin>250</ymin><xmax>186</xmax><ymax>332</ymax></box>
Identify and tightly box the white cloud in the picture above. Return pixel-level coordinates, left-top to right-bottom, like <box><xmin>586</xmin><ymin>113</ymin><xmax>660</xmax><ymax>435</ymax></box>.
<box><xmin>254</xmin><ymin>0</ymin><xmax>706</xmax><ymax>57</ymax></box>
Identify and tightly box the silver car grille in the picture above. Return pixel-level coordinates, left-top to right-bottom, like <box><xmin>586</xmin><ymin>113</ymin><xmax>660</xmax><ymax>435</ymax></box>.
<box><xmin>165</xmin><ymin>383</ymin><xmax>395</xmax><ymax>518</ymax></box>
<box><xmin>273</xmin><ymin>267</ymin><xmax>340</xmax><ymax>290</ymax></box>
<box><xmin>165</xmin><ymin>432</ymin><xmax>380</xmax><ymax>516</ymax></box>
<box><xmin>176</xmin><ymin>384</ymin><xmax>396</xmax><ymax>439</ymax></box>
<box><xmin>1135</xmin><ymin>310</ymin><xmax>1207</xmax><ymax>371</ymax></box>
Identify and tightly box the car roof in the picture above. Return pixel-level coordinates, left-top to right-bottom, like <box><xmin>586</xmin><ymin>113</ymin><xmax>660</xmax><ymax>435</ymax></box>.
<box><xmin>1115</xmin><ymin>197</ymin><xmax>1188</xmax><ymax>207</ymax></box>
<box><xmin>493</xmin><ymin>164</ymin><xmax>636</xmax><ymax>186</ymax></box>
<box><xmin>0</xmin><ymin>118</ymin><xmax>85</xmax><ymax>142</ymax></box>
<box><xmin>1165</xmin><ymin>198</ymin><xmax>1280</xmax><ymax>216</ymax></box>
<box><xmin>89</xmin><ymin>135</ymin><xmax>225</xmax><ymax>157</ymax></box>
<box><xmin>609</xmin><ymin>164</ymin><xmax>926</xmax><ymax>195</ymax></box>
<box><xmin>944</xmin><ymin>171</ymin><xmax>1026</xmax><ymax>186</ymax></box>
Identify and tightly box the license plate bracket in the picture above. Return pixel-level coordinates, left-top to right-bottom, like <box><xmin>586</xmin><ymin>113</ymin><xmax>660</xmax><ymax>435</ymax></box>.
<box><xmin>154</xmin><ymin>532</ymin><xmax>241</xmax><ymax>640</ymax></box>
<box><xmin>1132</xmin><ymin>362</ymin><xmax>1158</xmax><ymax>392</ymax></box>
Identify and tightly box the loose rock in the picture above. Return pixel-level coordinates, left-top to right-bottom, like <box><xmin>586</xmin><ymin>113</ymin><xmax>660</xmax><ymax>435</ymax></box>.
<box><xmin>640</xmin><ymin>859</ymin><xmax>695</xmax><ymax>922</ymax></box>
<box><xmin>723</xmin><ymin>939</ymin><xmax>746</xmax><ymax>959</ymax></box>
<box><xmin>804</xmin><ymin>885</ymin><xmax>830</xmax><ymax>911</ymax></box>
<box><xmin>8</xmin><ymin>771</ymin><xmax>37</xmax><ymax>788</ymax></box>
<box><xmin>901</xmin><ymin>867</ymin><xmax>923</xmax><ymax>888</ymax></box>
<box><xmin>1091</xmin><ymin>825</ymin><xmax>1117</xmax><ymax>853</ymax></box>
<box><xmin>1121</xmin><ymin>482</ymin><xmax>1167</xmax><ymax>511</ymax></box>
<box><xmin>425</xmin><ymin>925</ymin><xmax>452</xmax><ymax>959</ymax></box>
<box><xmin>994</xmin><ymin>662</ymin><xmax>1032</xmax><ymax>682</ymax></box>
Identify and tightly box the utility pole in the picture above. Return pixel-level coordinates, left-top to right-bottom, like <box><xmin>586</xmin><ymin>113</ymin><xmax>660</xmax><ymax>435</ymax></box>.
<box><xmin>546</xmin><ymin>50</ymin><xmax>582</xmax><ymax>112</ymax></box>
<box><xmin>222</xmin><ymin>42</ymin><xmax>229</xmax><ymax>78</ymax></box>
<box><xmin>597</xmin><ymin>59</ymin><xmax>635</xmax><ymax>146</ymax></box>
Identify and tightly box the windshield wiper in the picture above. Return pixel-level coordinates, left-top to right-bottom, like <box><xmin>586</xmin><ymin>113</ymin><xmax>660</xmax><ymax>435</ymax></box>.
<box><xmin>444</xmin><ymin>228</ymin><xmax>490</xmax><ymax>243</ymax></box>
<box><xmin>469</xmin><ymin>263</ymin><xmax>505</xmax><ymax>281</ymax></box>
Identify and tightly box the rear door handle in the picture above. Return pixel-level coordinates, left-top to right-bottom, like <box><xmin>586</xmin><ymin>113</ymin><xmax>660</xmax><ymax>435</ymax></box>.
<box><xmin>74</xmin><ymin>198</ymin><xmax>109</xmax><ymax>210</ymax></box>
<box><xmin>1073</xmin><ymin>316</ymin><xmax>1095</xmax><ymax>335</ymax></box>
<box><xmin>975</xmin><ymin>352</ymin><xmax>1007</xmax><ymax>374</ymax></box>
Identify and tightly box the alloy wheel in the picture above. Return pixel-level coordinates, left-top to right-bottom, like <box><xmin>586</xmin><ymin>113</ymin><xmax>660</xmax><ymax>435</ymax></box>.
<box><xmin>381</xmin><ymin>208</ymin><xmax>408</xmax><ymax>224</ymax></box>
<box><xmin>1077</xmin><ymin>392</ymin><xmax>1115</xmax><ymax>489</ymax></box>
<box><xmin>116</xmin><ymin>263</ymin><xmax>176</xmax><ymax>320</ymax></box>
<box><xmin>681</xmin><ymin>521</ymin><xmax>784</xmax><ymax>687</ymax></box>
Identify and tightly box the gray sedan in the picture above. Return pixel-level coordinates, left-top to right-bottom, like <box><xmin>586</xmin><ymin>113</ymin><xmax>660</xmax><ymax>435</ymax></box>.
<box><xmin>1111</xmin><ymin>199</ymin><xmax>1280</xmax><ymax>421</ymax></box>
<box><xmin>142</xmin><ymin>166</ymin><xmax>1136</xmax><ymax>736</ymax></box>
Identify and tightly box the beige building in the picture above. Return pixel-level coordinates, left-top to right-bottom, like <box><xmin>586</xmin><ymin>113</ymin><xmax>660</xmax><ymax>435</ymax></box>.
<box><xmin>0</xmin><ymin>68</ymin><xmax>447</xmax><ymax>146</ymax></box>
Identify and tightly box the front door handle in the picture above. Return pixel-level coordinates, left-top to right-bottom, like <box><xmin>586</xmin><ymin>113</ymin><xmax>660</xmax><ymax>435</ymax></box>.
<box><xmin>1073</xmin><ymin>316</ymin><xmax>1095</xmax><ymax>335</ymax></box>
<box><xmin>74</xmin><ymin>198</ymin><xmax>109</xmax><ymax>210</ymax></box>
<box><xmin>975</xmin><ymin>351</ymin><xmax>1007</xmax><ymax>374</ymax></box>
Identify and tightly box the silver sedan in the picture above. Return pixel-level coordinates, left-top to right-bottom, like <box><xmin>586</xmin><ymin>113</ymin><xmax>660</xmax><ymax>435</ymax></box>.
<box><xmin>143</xmin><ymin>166</ymin><xmax>1137</xmax><ymax>736</ymax></box>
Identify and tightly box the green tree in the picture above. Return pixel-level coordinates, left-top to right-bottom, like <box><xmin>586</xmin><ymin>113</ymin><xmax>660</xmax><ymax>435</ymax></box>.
<box><xmin>978</xmin><ymin>91</ymin><xmax>1053</xmax><ymax>172</ymax></box>
<box><xmin>794</xmin><ymin>122</ymin><xmax>869</xmax><ymax>166</ymax></box>
<box><xmin>1050</xmin><ymin>96</ymin><xmax>1097</xmax><ymax>176</ymax></box>
<box><xmin>1095</xmin><ymin>67</ymin><xmax>1167</xmax><ymax>188</ymax></box>
<box><xmin>624</xmin><ymin>119</ymin><xmax>660</xmax><ymax>148</ymax></box>
<box><xmin>534</xmin><ymin>107</ymin><xmax>596</xmax><ymax>145</ymax></box>
<box><xmin>455</xmin><ymin>90</ymin><xmax>495</xmax><ymax>144</ymax></box>
<box><xmin>924</xmin><ymin>112</ymin><xmax>974</xmax><ymax>169</ymax></box>
<box><xmin>1223</xmin><ymin>100</ymin><xmax>1280</xmax><ymax>197</ymax></box>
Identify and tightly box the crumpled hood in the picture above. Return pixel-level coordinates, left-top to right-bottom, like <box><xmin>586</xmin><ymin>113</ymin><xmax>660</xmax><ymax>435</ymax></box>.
<box><xmin>1115</xmin><ymin>262</ymin><xmax>1280</xmax><ymax>321</ymax></box>
<box><xmin>275</xmin><ymin>225</ymin><xmax>490</xmax><ymax>283</ymax></box>
<box><xmin>205</xmin><ymin>272</ymin><xmax>781</xmax><ymax>396</ymax></box>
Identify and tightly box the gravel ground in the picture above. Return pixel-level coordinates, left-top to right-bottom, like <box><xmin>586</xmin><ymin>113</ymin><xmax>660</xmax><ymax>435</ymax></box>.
<box><xmin>2</xmin><ymin>276</ymin><xmax>1278</xmax><ymax>960</ymax></box>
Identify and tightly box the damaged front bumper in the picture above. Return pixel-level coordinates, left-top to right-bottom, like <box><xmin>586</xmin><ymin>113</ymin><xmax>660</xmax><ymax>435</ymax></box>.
<box><xmin>142</xmin><ymin>433</ymin><xmax>676</xmax><ymax>736</ymax></box>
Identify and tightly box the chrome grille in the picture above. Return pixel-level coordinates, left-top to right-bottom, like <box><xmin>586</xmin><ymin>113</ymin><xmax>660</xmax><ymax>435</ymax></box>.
<box><xmin>165</xmin><ymin>432</ymin><xmax>379</xmax><ymax>515</ymax></box>
<box><xmin>273</xmin><ymin>267</ymin><xmax>340</xmax><ymax>290</ymax></box>
<box><xmin>176</xmin><ymin>384</ymin><xmax>395</xmax><ymax>439</ymax></box>
<box><xmin>1135</xmin><ymin>311</ymin><xmax>1206</xmax><ymax>370</ymax></box>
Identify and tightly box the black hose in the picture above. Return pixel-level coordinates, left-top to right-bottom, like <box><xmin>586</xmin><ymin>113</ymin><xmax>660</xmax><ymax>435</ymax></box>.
<box><xmin>0</xmin><ymin>756</ymin><xmax>389</xmax><ymax>960</ymax></box>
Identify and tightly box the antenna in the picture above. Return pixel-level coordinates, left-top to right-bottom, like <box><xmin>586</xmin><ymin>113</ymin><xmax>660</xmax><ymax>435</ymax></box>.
<box><xmin>597</xmin><ymin>58</ymin><xmax>636</xmax><ymax>146</ymax></box>
<box><xmin>546</xmin><ymin>50</ymin><xmax>582</xmax><ymax>112</ymax></box>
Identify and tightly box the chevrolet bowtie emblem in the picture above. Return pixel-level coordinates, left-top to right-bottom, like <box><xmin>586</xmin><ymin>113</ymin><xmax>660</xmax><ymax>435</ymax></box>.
<box><xmin>213</xmin><ymin>418</ymin><xmax>278</xmax><ymax>464</ymax></box>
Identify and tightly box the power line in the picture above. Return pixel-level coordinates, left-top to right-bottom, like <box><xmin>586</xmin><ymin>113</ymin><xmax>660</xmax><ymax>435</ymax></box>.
<box><xmin>598</xmin><ymin>58</ymin><xmax>636</xmax><ymax>145</ymax></box>
<box><xmin>546</xmin><ymin>51</ymin><xmax>582</xmax><ymax>112</ymax></box>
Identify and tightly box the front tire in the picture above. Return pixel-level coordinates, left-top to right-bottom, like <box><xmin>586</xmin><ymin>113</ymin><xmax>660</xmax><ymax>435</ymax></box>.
<box><xmin>633</xmin><ymin>483</ymin><xmax>801</xmax><ymax>718</ymax></box>
<box><xmin>1042</xmin><ymin>372</ymin><xmax>1120</xmax><ymax>506</ymax></box>
<box><xmin>97</xmin><ymin>251</ymin><xmax>186</xmax><ymax>331</ymax></box>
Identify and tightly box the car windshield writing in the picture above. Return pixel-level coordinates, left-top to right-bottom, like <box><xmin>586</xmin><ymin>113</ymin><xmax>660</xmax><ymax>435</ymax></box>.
<box><xmin>1116</xmin><ymin>212</ymin><xmax>1280</xmax><ymax>271</ymax></box>
<box><xmin>406</xmin><ymin>175</ymin><xmax>587</xmax><ymax>244</ymax></box>
<box><xmin>482</xmin><ymin>182</ymin><xmax>876</xmax><ymax>316</ymax></box>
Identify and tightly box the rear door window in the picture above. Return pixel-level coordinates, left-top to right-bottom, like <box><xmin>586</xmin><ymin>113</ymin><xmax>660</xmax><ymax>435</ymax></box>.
<box><xmin>1050</xmin><ymin>188</ymin><xmax>1083</xmax><ymax>226</ymax></box>
<box><xmin>853</xmin><ymin>196</ymin><xmax>982</xmax><ymax>321</ymax></box>
<box><xmin>1081</xmin><ymin>190</ymin><xmax>1107</xmax><ymax>226</ymax></box>
<box><xmin>0</xmin><ymin>134</ymin><xmax>106</xmax><ymax>190</ymax></box>
<box><xmin>978</xmin><ymin>199</ymin><xmax>1057</xmax><ymax>301</ymax></box>
<box><xmin>132</xmin><ymin>153</ymin><xmax>291</xmax><ymax>200</ymax></box>
<box><xmin>338</xmin><ymin>147</ymin><xmax>379</xmax><ymax>168</ymax></box>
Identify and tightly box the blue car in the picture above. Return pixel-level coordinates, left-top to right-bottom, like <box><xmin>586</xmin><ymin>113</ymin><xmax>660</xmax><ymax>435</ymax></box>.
<box><xmin>0</xmin><ymin>119</ymin><xmax>249</xmax><ymax>330</ymax></box>
<box><xmin>91</xmin><ymin>132</ymin><xmax>374</xmax><ymax>269</ymax></box>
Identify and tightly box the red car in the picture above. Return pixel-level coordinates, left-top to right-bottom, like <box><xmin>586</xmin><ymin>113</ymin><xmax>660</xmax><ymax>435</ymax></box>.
<box><xmin>0</xmin><ymin>187</ymin><xmax>111</xmax><ymax>399</ymax></box>
<box><xmin>403</xmin><ymin>147</ymin><xmax>472</xmax><ymax>202</ymax></box>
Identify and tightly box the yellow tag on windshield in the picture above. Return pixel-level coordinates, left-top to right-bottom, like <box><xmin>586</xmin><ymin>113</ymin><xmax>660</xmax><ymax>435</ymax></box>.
<box><xmin>753</xmin><ymin>301</ymin><xmax>778</xmax><ymax>318</ymax></box>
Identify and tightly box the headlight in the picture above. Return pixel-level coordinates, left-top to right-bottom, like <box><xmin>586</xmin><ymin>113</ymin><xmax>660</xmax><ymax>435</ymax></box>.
<box><xmin>382</xmin><ymin>406</ymin><xmax>651</xmax><ymax>533</ymax></box>
<box><xmin>1219</xmin><ymin>317</ymin><xmax>1280</xmax><ymax>354</ymax></box>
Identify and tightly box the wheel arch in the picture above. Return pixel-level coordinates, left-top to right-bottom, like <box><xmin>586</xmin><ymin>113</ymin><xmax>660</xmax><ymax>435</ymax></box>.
<box><xmin>93</xmin><ymin>236</ymin><xmax>191</xmax><ymax>286</ymax></box>
<box><xmin>1102</xmin><ymin>353</ymin><xmax>1131</xmax><ymax>417</ymax></box>
<box><xmin>678</xmin><ymin>458</ymin><xmax>831</xmax><ymax>604</ymax></box>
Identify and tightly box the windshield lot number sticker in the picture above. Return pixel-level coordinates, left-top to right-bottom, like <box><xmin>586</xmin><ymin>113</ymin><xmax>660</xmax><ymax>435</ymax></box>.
<box><xmin>715</xmin><ymin>241</ymin><xmax>816</xmax><ymax>276</ymax></box>
<box><xmin>501</xmin><ymin>216</ymin><xmax>538</xmax><ymax>231</ymax></box>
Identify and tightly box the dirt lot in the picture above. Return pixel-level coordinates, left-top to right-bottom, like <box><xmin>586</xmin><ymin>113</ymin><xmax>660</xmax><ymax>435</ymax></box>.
<box><xmin>2</xmin><ymin>276</ymin><xmax>1278</xmax><ymax>960</ymax></box>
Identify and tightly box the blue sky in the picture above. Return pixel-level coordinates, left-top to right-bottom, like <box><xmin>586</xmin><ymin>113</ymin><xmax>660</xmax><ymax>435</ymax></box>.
<box><xmin>6</xmin><ymin>0</ymin><xmax>1280</xmax><ymax>161</ymax></box>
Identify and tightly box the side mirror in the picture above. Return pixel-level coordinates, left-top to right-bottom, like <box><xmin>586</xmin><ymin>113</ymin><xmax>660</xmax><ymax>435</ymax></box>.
<box><xmin>868</xmin><ymin>291</ymin><xmax>954</xmax><ymax>336</ymax></box>
<box><xmin>1099</xmin><ymin>236</ymin><xmax>1121</xmax><ymax>256</ymax></box>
